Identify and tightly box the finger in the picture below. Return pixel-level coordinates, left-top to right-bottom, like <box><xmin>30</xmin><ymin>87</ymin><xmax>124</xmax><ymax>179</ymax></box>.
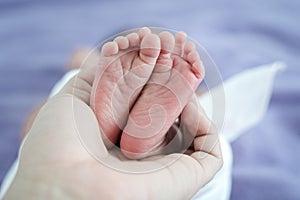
<box><xmin>57</xmin><ymin>49</ymin><xmax>100</xmax><ymax>104</ymax></box>
<box><xmin>180</xmin><ymin>94</ymin><xmax>223</xmax><ymax>182</ymax></box>
<box><xmin>140</xmin><ymin>154</ymin><xmax>209</xmax><ymax>199</ymax></box>
<box><xmin>181</xmin><ymin>94</ymin><xmax>213</xmax><ymax>137</ymax></box>
<box><xmin>178</xmin><ymin>94</ymin><xmax>209</xmax><ymax>151</ymax></box>
<box><xmin>71</xmin><ymin>95</ymin><xmax>108</xmax><ymax>158</ymax></box>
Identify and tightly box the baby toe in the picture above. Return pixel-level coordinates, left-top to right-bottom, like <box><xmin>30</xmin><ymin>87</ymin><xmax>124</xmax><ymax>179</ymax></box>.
<box><xmin>184</xmin><ymin>41</ymin><xmax>196</xmax><ymax>58</ymax></box>
<box><xmin>159</xmin><ymin>31</ymin><xmax>175</xmax><ymax>55</ymax></box>
<box><xmin>114</xmin><ymin>36</ymin><xmax>129</xmax><ymax>50</ymax></box>
<box><xmin>138</xmin><ymin>27</ymin><xmax>152</xmax><ymax>40</ymax></box>
<box><xmin>173</xmin><ymin>31</ymin><xmax>187</xmax><ymax>56</ymax></box>
<box><xmin>101</xmin><ymin>41</ymin><xmax>119</xmax><ymax>57</ymax></box>
<box><xmin>187</xmin><ymin>50</ymin><xmax>204</xmax><ymax>79</ymax></box>
<box><xmin>139</xmin><ymin>33</ymin><xmax>161</xmax><ymax>64</ymax></box>
<box><xmin>126</xmin><ymin>32</ymin><xmax>139</xmax><ymax>47</ymax></box>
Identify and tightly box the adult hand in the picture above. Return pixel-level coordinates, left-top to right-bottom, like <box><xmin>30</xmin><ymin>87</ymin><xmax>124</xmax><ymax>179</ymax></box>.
<box><xmin>4</xmin><ymin>53</ymin><xmax>223</xmax><ymax>200</ymax></box>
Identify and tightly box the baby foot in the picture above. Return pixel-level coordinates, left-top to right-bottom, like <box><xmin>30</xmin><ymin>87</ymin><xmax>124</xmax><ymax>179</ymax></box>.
<box><xmin>91</xmin><ymin>28</ymin><xmax>161</xmax><ymax>147</ymax></box>
<box><xmin>121</xmin><ymin>31</ymin><xmax>204</xmax><ymax>159</ymax></box>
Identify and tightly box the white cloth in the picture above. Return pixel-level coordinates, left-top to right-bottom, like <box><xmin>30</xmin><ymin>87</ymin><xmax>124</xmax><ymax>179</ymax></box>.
<box><xmin>0</xmin><ymin>62</ymin><xmax>285</xmax><ymax>199</ymax></box>
<box><xmin>199</xmin><ymin>61</ymin><xmax>286</xmax><ymax>142</ymax></box>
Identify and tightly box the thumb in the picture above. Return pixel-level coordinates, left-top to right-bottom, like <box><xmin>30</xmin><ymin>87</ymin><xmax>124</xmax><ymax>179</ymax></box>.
<box><xmin>57</xmin><ymin>49</ymin><xmax>100</xmax><ymax>104</ymax></box>
<box><xmin>44</xmin><ymin>49</ymin><xmax>108</xmax><ymax>158</ymax></box>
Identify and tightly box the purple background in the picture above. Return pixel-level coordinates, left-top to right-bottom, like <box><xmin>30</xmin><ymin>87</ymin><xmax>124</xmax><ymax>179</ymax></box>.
<box><xmin>1</xmin><ymin>0</ymin><xmax>299</xmax><ymax>199</ymax></box>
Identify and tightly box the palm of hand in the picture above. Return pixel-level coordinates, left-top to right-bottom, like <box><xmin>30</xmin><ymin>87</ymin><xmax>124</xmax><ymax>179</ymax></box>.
<box><xmin>16</xmin><ymin>94</ymin><xmax>205</xmax><ymax>199</ymax></box>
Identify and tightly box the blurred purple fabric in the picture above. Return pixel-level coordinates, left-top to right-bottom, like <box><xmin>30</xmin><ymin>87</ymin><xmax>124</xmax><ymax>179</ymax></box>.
<box><xmin>0</xmin><ymin>0</ymin><xmax>299</xmax><ymax>199</ymax></box>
